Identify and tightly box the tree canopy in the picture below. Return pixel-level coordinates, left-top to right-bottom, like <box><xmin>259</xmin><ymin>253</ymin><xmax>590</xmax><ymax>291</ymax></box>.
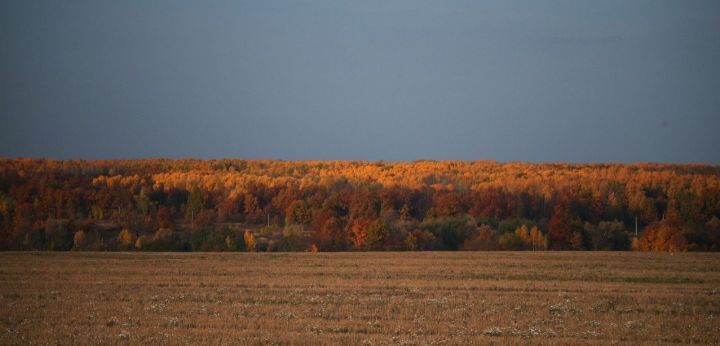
<box><xmin>0</xmin><ymin>158</ymin><xmax>718</xmax><ymax>252</ymax></box>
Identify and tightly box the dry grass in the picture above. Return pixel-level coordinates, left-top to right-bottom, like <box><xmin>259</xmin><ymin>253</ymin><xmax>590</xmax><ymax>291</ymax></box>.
<box><xmin>0</xmin><ymin>252</ymin><xmax>719</xmax><ymax>345</ymax></box>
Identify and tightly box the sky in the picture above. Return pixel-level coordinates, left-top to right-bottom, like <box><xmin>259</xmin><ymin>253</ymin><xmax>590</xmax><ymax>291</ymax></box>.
<box><xmin>1</xmin><ymin>1</ymin><xmax>719</xmax><ymax>163</ymax></box>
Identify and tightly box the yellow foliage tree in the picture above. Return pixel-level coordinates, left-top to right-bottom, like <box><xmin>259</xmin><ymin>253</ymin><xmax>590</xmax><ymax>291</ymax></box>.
<box><xmin>515</xmin><ymin>225</ymin><xmax>531</xmax><ymax>249</ymax></box>
<box><xmin>244</xmin><ymin>230</ymin><xmax>256</xmax><ymax>252</ymax></box>
<box><xmin>529</xmin><ymin>226</ymin><xmax>546</xmax><ymax>251</ymax></box>
<box><xmin>117</xmin><ymin>229</ymin><xmax>135</xmax><ymax>250</ymax></box>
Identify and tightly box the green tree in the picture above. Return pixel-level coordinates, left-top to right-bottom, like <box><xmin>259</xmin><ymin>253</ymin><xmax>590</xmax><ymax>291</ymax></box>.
<box><xmin>45</xmin><ymin>218</ymin><xmax>72</xmax><ymax>251</ymax></box>
<box><xmin>420</xmin><ymin>216</ymin><xmax>476</xmax><ymax>250</ymax></box>
<box><xmin>285</xmin><ymin>200</ymin><xmax>311</xmax><ymax>226</ymax></box>
<box><xmin>399</xmin><ymin>204</ymin><xmax>412</xmax><ymax>222</ymax></box>
<box><xmin>134</xmin><ymin>189</ymin><xmax>155</xmax><ymax>216</ymax></box>
<box><xmin>366</xmin><ymin>219</ymin><xmax>389</xmax><ymax>249</ymax></box>
<box><xmin>276</xmin><ymin>224</ymin><xmax>307</xmax><ymax>251</ymax></box>
<box><xmin>584</xmin><ymin>220</ymin><xmax>629</xmax><ymax>250</ymax></box>
<box><xmin>186</xmin><ymin>186</ymin><xmax>204</xmax><ymax>222</ymax></box>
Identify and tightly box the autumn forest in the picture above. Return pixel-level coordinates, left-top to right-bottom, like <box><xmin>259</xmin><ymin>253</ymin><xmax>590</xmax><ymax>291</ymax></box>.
<box><xmin>1</xmin><ymin>159</ymin><xmax>719</xmax><ymax>252</ymax></box>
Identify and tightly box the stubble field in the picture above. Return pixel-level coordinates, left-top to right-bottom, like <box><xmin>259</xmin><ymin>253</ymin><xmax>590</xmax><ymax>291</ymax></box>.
<box><xmin>1</xmin><ymin>251</ymin><xmax>719</xmax><ymax>345</ymax></box>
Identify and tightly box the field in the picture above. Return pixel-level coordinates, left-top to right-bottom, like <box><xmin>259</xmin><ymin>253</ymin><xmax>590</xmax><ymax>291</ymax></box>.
<box><xmin>1</xmin><ymin>252</ymin><xmax>719</xmax><ymax>345</ymax></box>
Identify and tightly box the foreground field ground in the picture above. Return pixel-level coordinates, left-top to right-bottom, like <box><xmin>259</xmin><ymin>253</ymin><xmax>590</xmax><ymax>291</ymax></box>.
<box><xmin>1</xmin><ymin>252</ymin><xmax>719</xmax><ymax>344</ymax></box>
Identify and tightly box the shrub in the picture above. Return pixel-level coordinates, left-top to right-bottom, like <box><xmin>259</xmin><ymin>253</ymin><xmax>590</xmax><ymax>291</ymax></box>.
<box><xmin>73</xmin><ymin>231</ymin><xmax>87</xmax><ymax>250</ymax></box>
<box><xmin>117</xmin><ymin>229</ymin><xmax>136</xmax><ymax>250</ymax></box>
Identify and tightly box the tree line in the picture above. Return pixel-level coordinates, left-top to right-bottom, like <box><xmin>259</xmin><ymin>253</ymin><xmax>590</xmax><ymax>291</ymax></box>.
<box><xmin>1</xmin><ymin>158</ymin><xmax>719</xmax><ymax>252</ymax></box>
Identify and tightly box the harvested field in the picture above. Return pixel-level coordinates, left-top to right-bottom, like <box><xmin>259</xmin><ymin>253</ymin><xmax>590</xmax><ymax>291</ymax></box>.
<box><xmin>1</xmin><ymin>252</ymin><xmax>719</xmax><ymax>344</ymax></box>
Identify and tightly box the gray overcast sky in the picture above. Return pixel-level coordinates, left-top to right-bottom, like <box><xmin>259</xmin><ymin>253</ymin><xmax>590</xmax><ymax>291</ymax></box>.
<box><xmin>1</xmin><ymin>1</ymin><xmax>719</xmax><ymax>163</ymax></box>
